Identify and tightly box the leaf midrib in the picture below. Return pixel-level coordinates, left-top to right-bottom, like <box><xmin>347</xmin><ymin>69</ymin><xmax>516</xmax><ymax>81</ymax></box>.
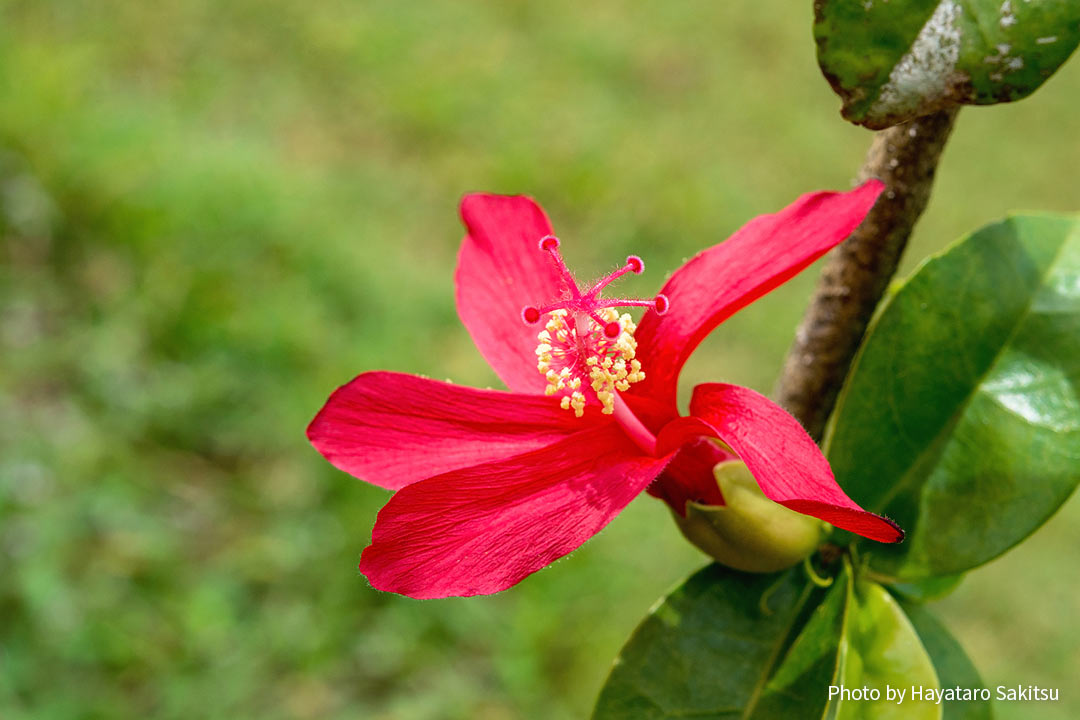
<box><xmin>845</xmin><ymin>220</ymin><xmax>1077</xmax><ymax>520</ymax></box>
<box><xmin>739</xmin><ymin>581</ymin><xmax>816</xmax><ymax>720</ymax></box>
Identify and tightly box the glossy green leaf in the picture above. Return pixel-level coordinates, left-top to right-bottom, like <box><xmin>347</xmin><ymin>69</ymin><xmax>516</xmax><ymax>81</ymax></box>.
<box><xmin>902</xmin><ymin>603</ymin><xmax>994</xmax><ymax>720</ymax></box>
<box><xmin>592</xmin><ymin>565</ymin><xmax>815</xmax><ymax>719</ymax></box>
<box><xmin>826</xmin><ymin>214</ymin><xmax>1080</xmax><ymax>580</ymax></box>
<box><xmin>594</xmin><ymin>561</ymin><xmax>956</xmax><ymax>719</ymax></box>
<box><xmin>815</xmin><ymin>0</ymin><xmax>1080</xmax><ymax>128</ymax></box>
<box><xmin>832</xmin><ymin>580</ymin><xmax>941</xmax><ymax>720</ymax></box>
<box><xmin>752</xmin><ymin>563</ymin><xmax>852</xmax><ymax>718</ymax></box>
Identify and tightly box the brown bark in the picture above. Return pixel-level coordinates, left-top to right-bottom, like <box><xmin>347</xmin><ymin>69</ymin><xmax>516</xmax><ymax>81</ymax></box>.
<box><xmin>775</xmin><ymin>108</ymin><xmax>959</xmax><ymax>441</ymax></box>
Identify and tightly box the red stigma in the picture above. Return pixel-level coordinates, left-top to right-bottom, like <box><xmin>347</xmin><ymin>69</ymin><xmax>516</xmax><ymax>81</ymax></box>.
<box><xmin>522</xmin><ymin>306</ymin><xmax>542</xmax><ymax>324</ymax></box>
<box><xmin>539</xmin><ymin>235</ymin><xmax>560</xmax><ymax>252</ymax></box>
<box><xmin>626</xmin><ymin>256</ymin><xmax>644</xmax><ymax>274</ymax></box>
<box><xmin>603</xmin><ymin>321</ymin><xmax>621</xmax><ymax>338</ymax></box>
<box><xmin>654</xmin><ymin>294</ymin><xmax>669</xmax><ymax>315</ymax></box>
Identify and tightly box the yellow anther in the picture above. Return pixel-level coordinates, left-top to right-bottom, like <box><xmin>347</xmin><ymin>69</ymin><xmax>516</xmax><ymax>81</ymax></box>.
<box><xmin>533</xmin><ymin>308</ymin><xmax>645</xmax><ymax>417</ymax></box>
<box><xmin>570</xmin><ymin>391</ymin><xmax>586</xmax><ymax>418</ymax></box>
<box><xmin>596</xmin><ymin>390</ymin><xmax>615</xmax><ymax>414</ymax></box>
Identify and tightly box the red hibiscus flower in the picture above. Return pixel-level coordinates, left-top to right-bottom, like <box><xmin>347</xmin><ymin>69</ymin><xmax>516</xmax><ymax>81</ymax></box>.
<box><xmin>308</xmin><ymin>182</ymin><xmax>901</xmax><ymax>599</ymax></box>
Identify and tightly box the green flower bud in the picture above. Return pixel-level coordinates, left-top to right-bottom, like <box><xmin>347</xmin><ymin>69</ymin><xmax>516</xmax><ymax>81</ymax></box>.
<box><xmin>672</xmin><ymin>460</ymin><xmax>828</xmax><ymax>573</ymax></box>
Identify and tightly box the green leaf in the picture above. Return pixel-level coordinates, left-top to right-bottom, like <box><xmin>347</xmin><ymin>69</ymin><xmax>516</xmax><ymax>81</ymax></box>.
<box><xmin>826</xmin><ymin>214</ymin><xmax>1080</xmax><ymax>580</ymax></box>
<box><xmin>592</xmin><ymin>565</ymin><xmax>815</xmax><ymax>719</ymax></box>
<box><xmin>752</xmin><ymin>563</ymin><xmax>852</xmax><ymax>718</ymax></box>
<box><xmin>594</xmin><ymin>562</ymin><xmax>954</xmax><ymax>719</ymax></box>
<box><xmin>814</xmin><ymin>0</ymin><xmax>1080</xmax><ymax>128</ymax></box>
<box><xmin>832</xmin><ymin>580</ymin><xmax>941</xmax><ymax>720</ymax></box>
<box><xmin>902</xmin><ymin>603</ymin><xmax>994</xmax><ymax>720</ymax></box>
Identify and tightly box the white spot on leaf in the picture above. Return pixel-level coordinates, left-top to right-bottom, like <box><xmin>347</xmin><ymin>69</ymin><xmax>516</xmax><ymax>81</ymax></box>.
<box><xmin>1000</xmin><ymin>0</ymin><xmax>1017</xmax><ymax>27</ymax></box>
<box><xmin>870</xmin><ymin>1</ymin><xmax>963</xmax><ymax>119</ymax></box>
<box><xmin>983</xmin><ymin>42</ymin><xmax>1025</xmax><ymax>74</ymax></box>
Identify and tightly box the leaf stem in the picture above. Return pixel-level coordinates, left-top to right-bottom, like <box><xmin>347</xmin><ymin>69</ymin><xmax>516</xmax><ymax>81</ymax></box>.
<box><xmin>774</xmin><ymin>108</ymin><xmax>960</xmax><ymax>441</ymax></box>
<box><xmin>803</xmin><ymin>555</ymin><xmax>834</xmax><ymax>587</ymax></box>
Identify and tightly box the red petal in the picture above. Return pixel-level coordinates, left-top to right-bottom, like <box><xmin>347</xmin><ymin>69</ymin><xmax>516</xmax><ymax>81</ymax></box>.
<box><xmin>646</xmin><ymin>437</ymin><xmax>733</xmax><ymax>513</ymax></box>
<box><xmin>669</xmin><ymin>383</ymin><xmax>902</xmax><ymax>543</ymax></box>
<box><xmin>631</xmin><ymin>181</ymin><xmax>884</xmax><ymax>409</ymax></box>
<box><xmin>359</xmin><ymin>424</ymin><xmax>670</xmax><ymax>598</ymax></box>
<box><xmin>455</xmin><ymin>194</ymin><xmax>570</xmax><ymax>393</ymax></box>
<box><xmin>307</xmin><ymin>371</ymin><xmax>606</xmax><ymax>490</ymax></box>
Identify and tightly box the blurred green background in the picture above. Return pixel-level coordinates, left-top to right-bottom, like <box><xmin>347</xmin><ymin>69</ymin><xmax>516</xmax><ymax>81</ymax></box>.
<box><xmin>1</xmin><ymin>1</ymin><xmax>1077</xmax><ymax>718</ymax></box>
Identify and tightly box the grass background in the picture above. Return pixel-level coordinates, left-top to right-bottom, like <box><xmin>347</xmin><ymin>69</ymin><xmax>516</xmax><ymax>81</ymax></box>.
<box><xmin>0</xmin><ymin>1</ymin><xmax>1077</xmax><ymax>718</ymax></box>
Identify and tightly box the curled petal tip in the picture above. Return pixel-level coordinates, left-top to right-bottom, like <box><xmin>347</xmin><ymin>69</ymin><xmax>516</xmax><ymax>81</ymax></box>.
<box><xmin>881</xmin><ymin>514</ymin><xmax>905</xmax><ymax>543</ymax></box>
